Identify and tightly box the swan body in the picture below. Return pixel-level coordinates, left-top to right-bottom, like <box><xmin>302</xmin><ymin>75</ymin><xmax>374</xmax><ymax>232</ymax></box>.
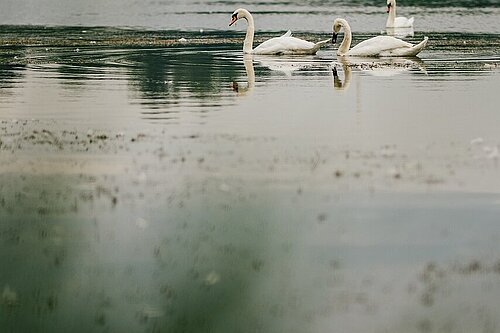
<box><xmin>229</xmin><ymin>8</ymin><xmax>329</xmax><ymax>55</ymax></box>
<box><xmin>332</xmin><ymin>18</ymin><xmax>427</xmax><ymax>57</ymax></box>
<box><xmin>386</xmin><ymin>0</ymin><xmax>414</xmax><ymax>28</ymax></box>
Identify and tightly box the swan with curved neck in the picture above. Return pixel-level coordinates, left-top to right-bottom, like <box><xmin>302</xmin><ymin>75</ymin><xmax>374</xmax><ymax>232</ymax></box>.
<box><xmin>229</xmin><ymin>8</ymin><xmax>329</xmax><ymax>55</ymax></box>
<box><xmin>386</xmin><ymin>0</ymin><xmax>414</xmax><ymax>28</ymax></box>
<box><xmin>332</xmin><ymin>18</ymin><xmax>427</xmax><ymax>57</ymax></box>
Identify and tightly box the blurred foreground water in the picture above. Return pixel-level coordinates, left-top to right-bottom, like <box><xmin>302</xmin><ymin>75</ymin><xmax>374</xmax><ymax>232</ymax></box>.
<box><xmin>1</xmin><ymin>3</ymin><xmax>500</xmax><ymax>332</ymax></box>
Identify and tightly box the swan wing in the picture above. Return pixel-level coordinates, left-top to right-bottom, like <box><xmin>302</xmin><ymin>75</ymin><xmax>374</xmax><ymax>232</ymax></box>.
<box><xmin>379</xmin><ymin>36</ymin><xmax>428</xmax><ymax>56</ymax></box>
<box><xmin>394</xmin><ymin>16</ymin><xmax>414</xmax><ymax>28</ymax></box>
<box><xmin>281</xmin><ymin>30</ymin><xmax>292</xmax><ymax>38</ymax></box>
<box><xmin>348</xmin><ymin>36</ymin><xmax>414</xmax><ymax>57</ymax></box>
<box><xmin>253</xmin><ymin>36</ymin><xmax>316</xmax><ymax>55</ymax></box>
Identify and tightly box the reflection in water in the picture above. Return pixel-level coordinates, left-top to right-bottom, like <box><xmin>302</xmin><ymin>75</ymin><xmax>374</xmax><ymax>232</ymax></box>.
<box><xmin>232</xmin><ymin>55</ymin><xmax>255</xmax><ymax>96</ymax></box>
<box><xmin>254</xmin><ymin>55</ymin><xmax>319</xmax><ymax>76</ymax></box>
<box><xmin>385</xmin><ymin>27</ymin><xmax>415</xmax><ymax>38</ymax></box>
<box><xmin>0</xmin><ymin>46</ymin><xmax>27</xmax><ymax>100</ymax></box>
<box><xmin>0</xmin><ymin>64</ymin><xmax>26</xmax><ymax>94</ymax></box>
<box><xmin>126</xmin><ymin>48</ymin><xmax>241</xmax><ymax>120</ymax></box>
<box><xmin>331</xmin><ymin>55</ymin><xmax>428</xmax><ymax>91</ymax></box>
<box><xmin>330</xmin><ymin>59</ymin><xmax>352</xmax><ymax>91</ymax></box>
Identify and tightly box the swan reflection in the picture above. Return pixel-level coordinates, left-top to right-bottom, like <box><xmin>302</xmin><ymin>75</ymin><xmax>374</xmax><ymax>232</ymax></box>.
<box><xmin>232</xmin><ymin>54</ymin><xmax>325</xmax><ymax>96</ymax></box>
<box><xmin>331</xmin><ymin>56</ymin><xmax>427</xmax><ymax>91</ymax></box>
<box><xmin>232</xmin><ymin>54</ymin><xmax>255</xmax><ymax>96</ymax></box>
<box><xmin>330</xmin><ymin>59</ymin><xmax>352</xmax><ymax>91</ymax></box>
<box><xmin>254</xmin><ymin>55</ymin><xmax>320</xmax><ymax>76</ymax></box>
<box><xmin>385</xmin><ymin>27</ymin><xmax>414</xmax><ymax>38</ymax></box>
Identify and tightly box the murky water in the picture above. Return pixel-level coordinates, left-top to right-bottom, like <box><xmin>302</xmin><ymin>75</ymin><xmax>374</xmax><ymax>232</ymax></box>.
<box><xmin>1</xmin><ymin>2</ymin><xmax>500</xmax><ymax>332</ymax></box>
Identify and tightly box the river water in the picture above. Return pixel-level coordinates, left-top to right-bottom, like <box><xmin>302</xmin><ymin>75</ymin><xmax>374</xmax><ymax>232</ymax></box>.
<box><xmin>1</xmin><ymin>1</ymin><xmax>500</xmax><ymax>332</ymax></box>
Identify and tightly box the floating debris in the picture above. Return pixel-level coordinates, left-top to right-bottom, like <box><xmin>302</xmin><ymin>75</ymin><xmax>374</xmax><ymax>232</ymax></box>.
<box><xmin>2</xmin><ymin>285</ymin><xmax>18</xmax><ymax>307</ymax></box>
<box><xmin>470</xmin><ymin>137</ymin><xmax>484</xmax><ymax>145</ymax></box>
<box><xmin>135</xmin><ymin>217</ymin><xmax>149</xmax><ymax>229</ymax></box>
<box><xmin>484</xmin><ymin>146</ymin><xmax>499</xmax><ymax>159</ymax></box>
<box><xmin>204</xmin><ymin>271</ymin><xmax>220</xmax><ymax>286</ymax></box>
<box><xmin>218</xmin><ymin>183</ymin><xmax>230</xmax><ymax>192</ymax></box>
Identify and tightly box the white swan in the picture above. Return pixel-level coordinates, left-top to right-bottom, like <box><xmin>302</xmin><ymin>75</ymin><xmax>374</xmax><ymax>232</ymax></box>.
<box><xmin>332</xmin><ymin>18</ymin><xmax>428</xmax><ymax>57</ymax></box>
<box><xmin>229</xmin><ymin>8</ymin><xmax>329</xmax><ymax>55</ymax></box>
<box><xmin>386</xmin><ymin>0</ymin><xmax>414</xmax><ymax>28</ymax></box>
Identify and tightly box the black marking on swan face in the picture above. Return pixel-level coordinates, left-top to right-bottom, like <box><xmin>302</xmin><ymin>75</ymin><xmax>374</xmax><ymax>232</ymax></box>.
<box><xmin>229</xmin><ymin>13</ymin><xmax>238</xmax><ymax>26</ymax></box>
<box><xmin>331</xmin><ymin>33</ymin><xmax>338</xmax><ymax>44</ymax></box>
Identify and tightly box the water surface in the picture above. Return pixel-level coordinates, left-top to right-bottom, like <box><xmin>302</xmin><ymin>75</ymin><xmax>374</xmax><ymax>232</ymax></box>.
<box><xmin>1</xmin><ymin>4</ymin><xmax>500</xmax><ymax>333</ymax></box>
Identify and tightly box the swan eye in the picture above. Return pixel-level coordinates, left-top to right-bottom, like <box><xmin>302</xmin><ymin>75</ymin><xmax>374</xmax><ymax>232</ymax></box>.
<box><xmin>231</xmin><ymin>13</ymin><xmax>238</xmax><ymax>20</ymax></box>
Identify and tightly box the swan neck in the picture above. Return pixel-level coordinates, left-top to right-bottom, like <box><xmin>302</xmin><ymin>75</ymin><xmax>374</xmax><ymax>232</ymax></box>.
<box><xmin>243</xmin><ymin>12</ymin><xmax>255</xmax><ymax>54</ymax></box>
<box><xmin>387</xmin><ymin>2</ymin><xmax>396</xmax><ymax>26</ymax></box>
<box><xmin>338</xmin><ymin>20</ymin><xmax>351</xmax><ymax>56</ymax></box>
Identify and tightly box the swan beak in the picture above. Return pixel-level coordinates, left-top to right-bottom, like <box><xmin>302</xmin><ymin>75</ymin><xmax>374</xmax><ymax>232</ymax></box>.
<box><xmin>229</xmin><ymin>14</ymin><xmax>238</xmax><ymax>26</ymax></box>
<box><xmin>331</xmin><ymin>33</ymin><xmax>338</xmax><ymax>44</ymax></box>
<box><xmin>386</xmin><ymin>4</ymin><xmax>391</xmax><ymax>13</ymax></box>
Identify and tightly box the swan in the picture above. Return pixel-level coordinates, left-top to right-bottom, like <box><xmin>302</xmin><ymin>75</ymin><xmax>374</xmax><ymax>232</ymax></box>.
<box><xmin>229</xmin><ymin>8</ymin><xmax>329</xmax><ymax>55</ymax></box>
<box><xmin>331</xmin><ymin>18</ymin><xmax>428</xmax><ymax>57</ymax></box>
<box><xmin>386</xmin><ymin>0</ymin><xmax>414</xmax><ymax>28</ymax></box>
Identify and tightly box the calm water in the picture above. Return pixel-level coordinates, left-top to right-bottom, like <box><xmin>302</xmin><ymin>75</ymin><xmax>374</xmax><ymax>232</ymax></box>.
<box><xmin>1</xmin><ymin>0</ymin><xmax>500</xmax><ymax>32</ymax></box>
<box><xmin>1</xmin><ymin>1</ymin><xmax>500</xmax><ymax>332</ymax></box>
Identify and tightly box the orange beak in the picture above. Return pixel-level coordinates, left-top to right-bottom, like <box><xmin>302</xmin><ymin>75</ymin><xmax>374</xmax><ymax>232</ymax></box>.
<box><xmin>229</xmin><ymin>15</ymin><xmax>237</xmax><ymax>26</ymax></box>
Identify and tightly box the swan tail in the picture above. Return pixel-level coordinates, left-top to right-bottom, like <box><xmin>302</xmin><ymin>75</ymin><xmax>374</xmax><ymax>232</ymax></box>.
<box><xmin>311</xmin><ymin>39</ymin><xmax>330</xmax><ymax>53</ymax></box>
<box><xmin>409</xmin><ymin>36</ymin><xmax>428</xmax><ymax>56</ymax></box>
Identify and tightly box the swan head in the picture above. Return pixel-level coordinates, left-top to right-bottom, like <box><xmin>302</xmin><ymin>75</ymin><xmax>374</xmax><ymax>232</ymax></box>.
<box><xmin>331</xmin><ymin>19</ymin><xmax>343</xmax><ymax>44</ymax></box>
<box><xmin>387</xmin><ymin>0</ymin><xmax>395</xmax><ymax>13</ymax></box>
<box><xmin>229</xmin><ymin>8</ymin><xmax>248</xmax><ymax>26</ymax></box>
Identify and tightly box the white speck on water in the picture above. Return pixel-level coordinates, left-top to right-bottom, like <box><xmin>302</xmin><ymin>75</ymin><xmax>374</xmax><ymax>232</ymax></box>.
<box><xmin>138</xmin><ymin>304</ymin><xmax>164</xmax><ymax>318</ymax></box>
<box><xmin>90</xmin><ymin>41</ymin><xmax>96</xmax><ymax>44</ymax></box>
<box><xmin>137</xmin><ymin>172</ymin><xmax>147</xmax><ymax>182</ymax></box>
<box><xmin>219</xmin><ymin>183</ymin><xmax>230</xmax><ymax>192</ymax></box>
<box><xmin>380</xmin><ymin>145</ymin><xmax>396</xmax><ymax>158</ymax></box>
<box><xmin>484</xmin><ymin>63</ymin><xmax>498</xmax><ymax>69</ymax></box>
<box><xmin>82</xmin><ymin>30</ymin><xmax>87</xmax><ymax>33</ymax></box>
<box><xmin>387</xmin><ymin>167</ymin><xmax>400</xmax><ymax>177</ymax></box>
<box><xmin>470</xmin><ymin>137</ymin><xmax>484</xmax><ymax>145</ymax></box>
<box><xmin>2</xmin><ymin>285</ymin><xmax>18</xmax><ymax>306</ymax></box>
<box><xmin>178</xmin><ymin>38</ymin><xmax>188</xmax><ymax>44</ymax></box>
<box><xmin>199</xmin><ymin>29</ymin><xmax>204</xmax><ymax>33</ymax></box>
<box><xmin>204</xmin><ymin>271</ymin><xmax>220</xmax><ymax>286</ymax></box>
<box><xmin>75</xmin><ymin>48</ymin><xmax>80</xmax><ymax>52</ymax></box>
<box><xmin>135</xmin><ymin>217</ymin><xmax>149</xmax><ymax>229</ymax></box>
<box><xmin>485</xmin><ymin>146</ymin><xmax>499</xmax><ymax>159</ymax></box>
